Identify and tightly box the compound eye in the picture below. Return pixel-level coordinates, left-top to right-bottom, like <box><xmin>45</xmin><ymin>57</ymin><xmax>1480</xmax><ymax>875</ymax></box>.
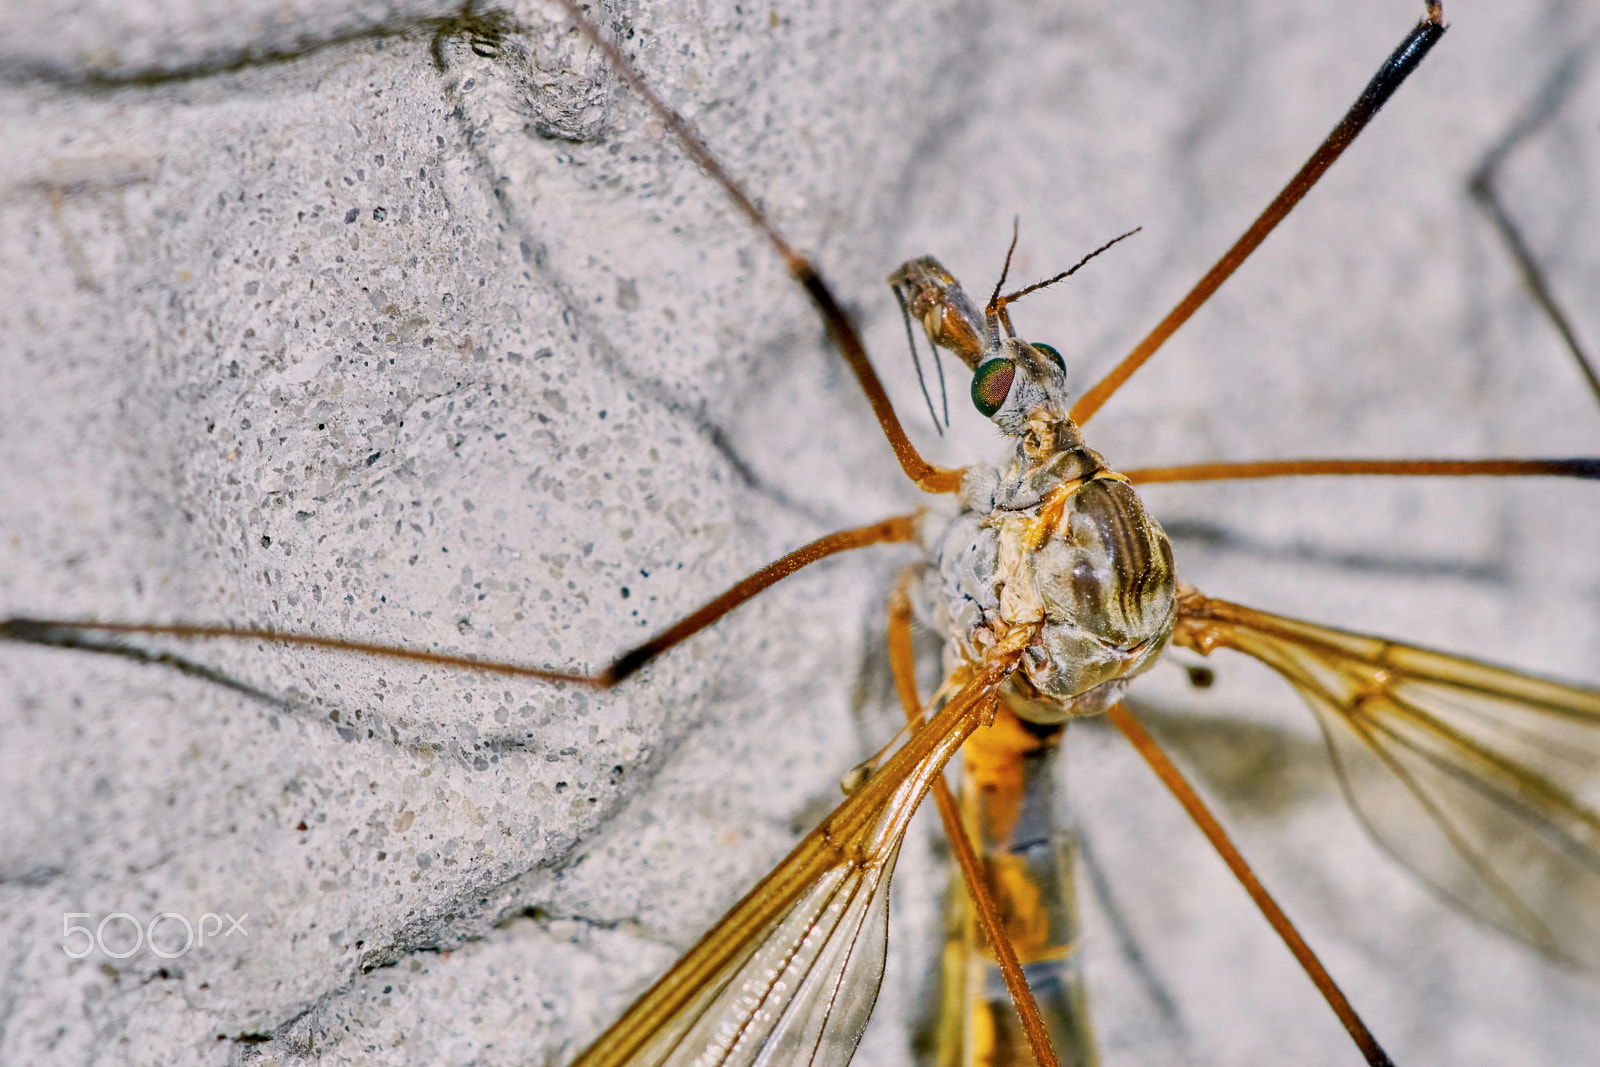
<box><xmin>971</xmin><ymin>358</ymin><xmax>1016</xmax><ymax>417</ymax></box>
<box><xmin>1029</xmin><ymin>342</ymin><xmax>1066</xmax><ymax>374</ymax></box>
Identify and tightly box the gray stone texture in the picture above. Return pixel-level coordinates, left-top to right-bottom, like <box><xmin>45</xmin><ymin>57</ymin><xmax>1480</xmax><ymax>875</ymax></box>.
<box><xmin>1</xmin><ymin>0</ymin><xmax>1598</xmax><ymax>1064</ymax></box>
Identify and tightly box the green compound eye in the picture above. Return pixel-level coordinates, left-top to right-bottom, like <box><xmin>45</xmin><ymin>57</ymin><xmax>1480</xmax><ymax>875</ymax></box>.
<box><xmin>971</xmin><ymin>358</ymin><xmax>1016</xmax><ymax>417</ymax></box>
<box><xmin>1029</xmin><ymin>342</ymin><xmax>1066</xmax><ymax>374</ymax></box>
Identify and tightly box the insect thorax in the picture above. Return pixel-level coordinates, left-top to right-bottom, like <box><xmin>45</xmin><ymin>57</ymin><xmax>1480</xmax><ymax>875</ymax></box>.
<box><xmin>930</xmin><ymin>419</ymin><xmax>1176</xmax><ymax>723</ymax></box>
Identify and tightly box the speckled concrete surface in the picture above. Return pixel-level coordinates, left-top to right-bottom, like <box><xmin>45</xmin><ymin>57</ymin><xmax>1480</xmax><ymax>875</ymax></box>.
<box><xmin>1</xmin><ymin>1</ymin><xmax>1598</xmax><ymax>1064</ymax></box>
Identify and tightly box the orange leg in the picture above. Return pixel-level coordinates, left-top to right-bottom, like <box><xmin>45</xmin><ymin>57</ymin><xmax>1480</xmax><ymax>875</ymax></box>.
<box><xmin>1124</xmin><ymin>457</ymin><xmax>1598</xmax><ymax>485</ymax></box>
<box><xmin>551</xmin><ymin>3</ymin><xmax>963</xmax><ymax>495</ymax></box>
<box><xmin>1071</xmin><ymin>4</ymin><xmax>1446</xmax><ymax>427</ymax></box>
<box><xmin>1107</xmin><ymin>703</ymin><xmax>1394</xmax><ymax>1067</ymax></box>
<box><xmin>1</xmin><ymin>514</ymin><xmax>919</xmax><ymax>688</ymax></box>
<box><xmin>887</xmin><ymin>571</ymin><xmax>1062</xmax><ymax>1067</ymax></box>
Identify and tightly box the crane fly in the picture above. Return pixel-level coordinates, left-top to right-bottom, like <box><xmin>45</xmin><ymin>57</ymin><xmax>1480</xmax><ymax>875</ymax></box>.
<box><xmin>0</xmin><ymin>2</ymin><xmax>1593</xmax><ymax>1067</ymax></box>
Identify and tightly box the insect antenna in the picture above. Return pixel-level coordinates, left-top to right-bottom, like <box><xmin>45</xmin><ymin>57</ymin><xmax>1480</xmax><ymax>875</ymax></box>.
<box><xmin>989</xmin><ymin>225</ymin><xmax>1143</xmax><ymax>339</ymax></box>
<box><xmin>984</xmin><ymin>216</ymin><xmax>1024</xmax><ymax>336</ymax></box>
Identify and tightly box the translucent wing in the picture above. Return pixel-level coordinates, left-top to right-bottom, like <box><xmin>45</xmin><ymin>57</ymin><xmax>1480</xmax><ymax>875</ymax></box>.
<box><xmin>623</xmin><ymin>846</ymin><xmax>898</xmax><ymax>1067</ymax></box>
<box><xmin>1174</xmin><ymin>590</ymin><xmax>1600</xmax><ymax>968</ymax></box>
<box><xmin>574</xmin><ymin>669</ymin><xmax>1006</xmax><ymax>1067</ymax></box>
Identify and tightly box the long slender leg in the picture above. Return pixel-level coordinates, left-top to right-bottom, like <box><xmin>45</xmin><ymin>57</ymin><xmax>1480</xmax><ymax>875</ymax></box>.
<box><xmin>947</xmin><ymin>709</ymin><xmax>1098</xmax><ymax>1067</ymax></box>
<box><xmin>1123</xmin><ymin>457</ymin><xmax>1599</xmax><ymax>485</ymax></box>
<box><xmin>886</xmin><ymin>572</ymin><xmax>1063</xmax><ymax>1067</ymax></box>
<box><xmin>551</xmin><ymin>0</ymin><xmax>963</xmax><ymax>495</ymax></box>
<box><xmin>1070</xmin><ymin>3</ymin><xmax>1447</xmax><ymax>426</ymax></box>
<box><xmin>1107</xmin><ymin>703</ymin><xmax>1394</xmax><ymax>1067</ymax></box>
<box><xmin>2</xmin><ymin>514</ymin><xmax>918</xmax><ymax>689</ymax></box>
